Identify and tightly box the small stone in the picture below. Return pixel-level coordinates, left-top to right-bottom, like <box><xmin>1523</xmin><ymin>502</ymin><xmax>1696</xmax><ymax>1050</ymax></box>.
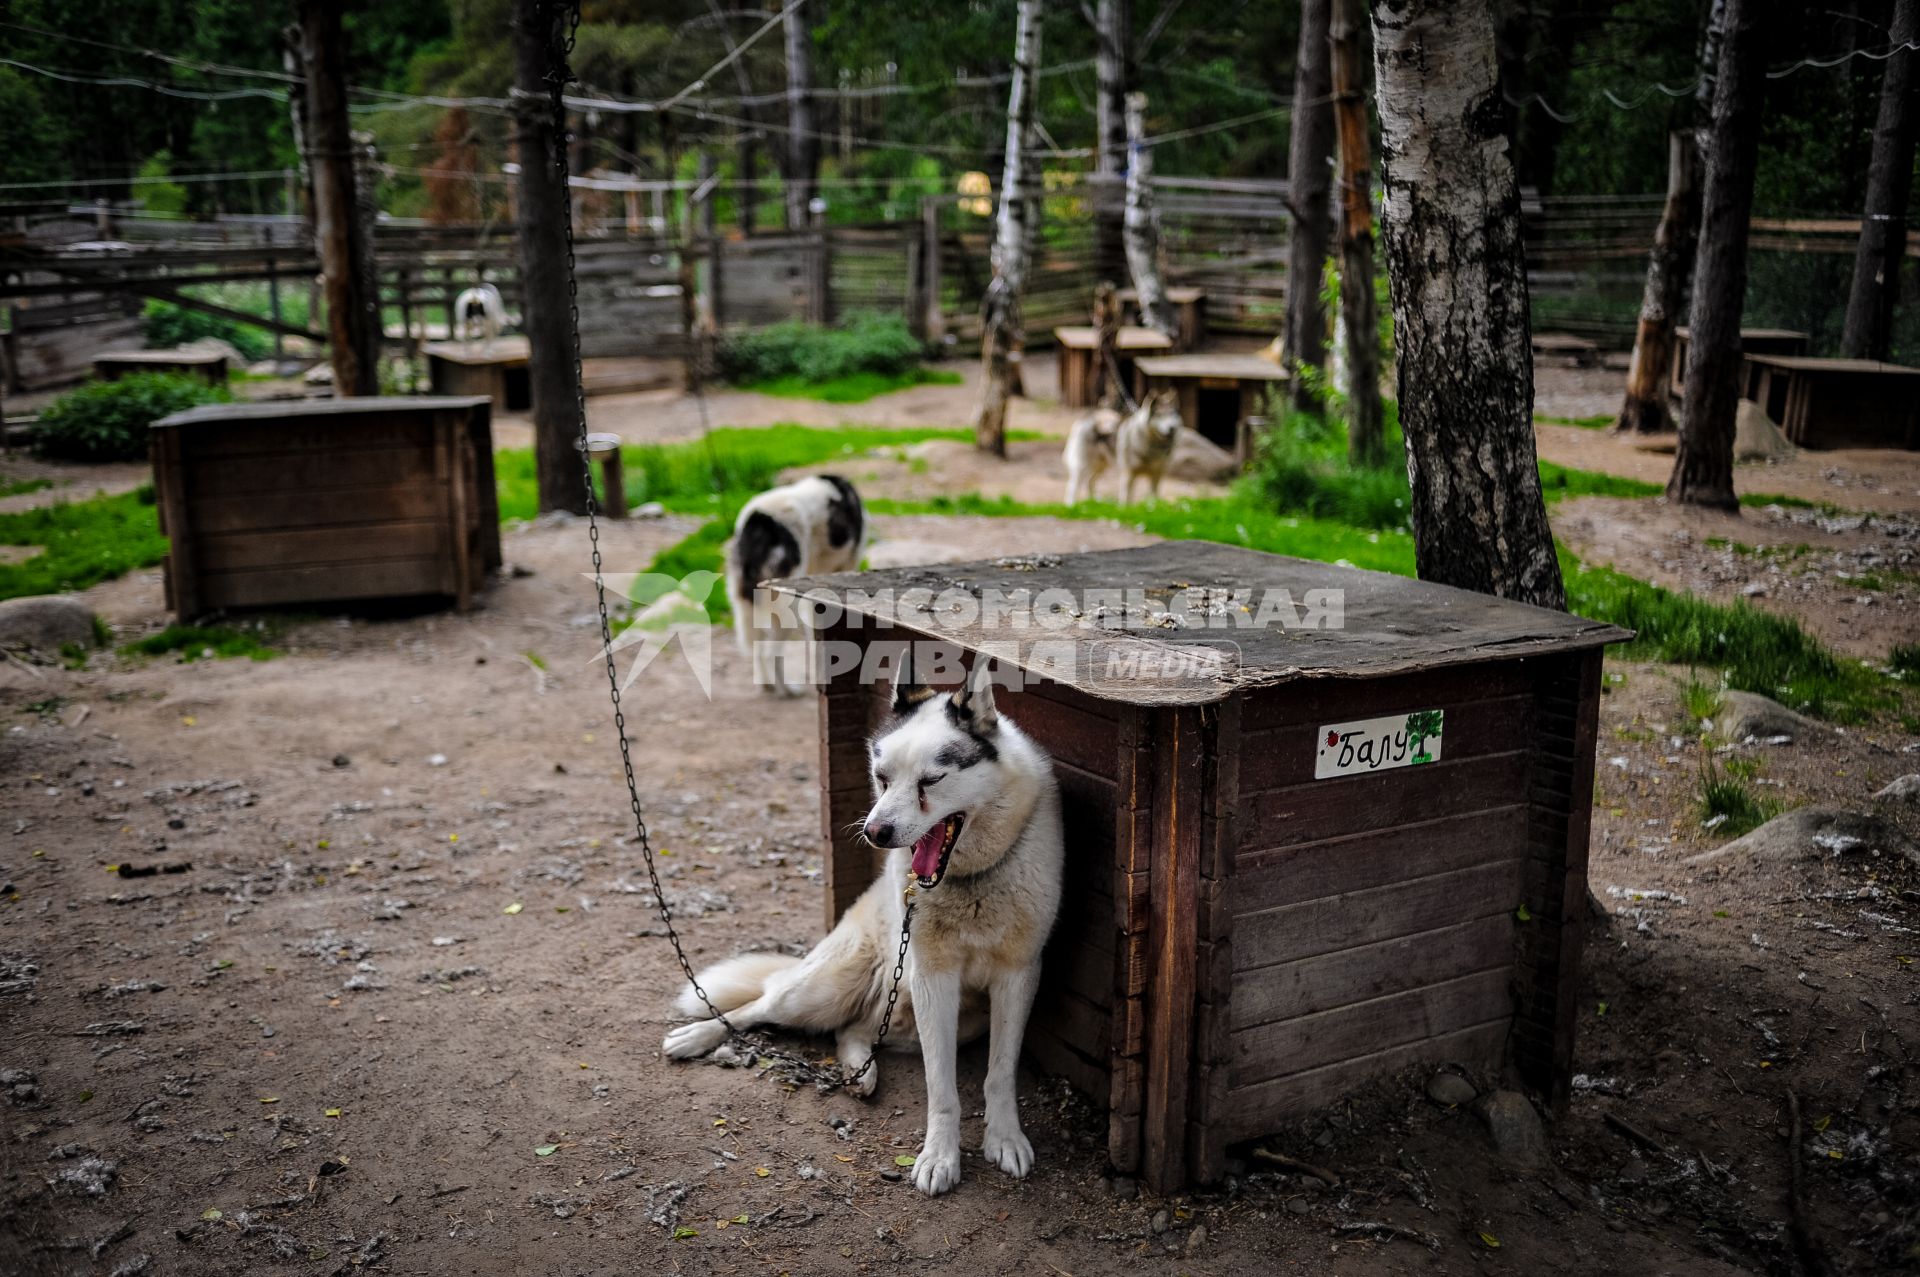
<box><xmin>1285</xmin><ymin>1197</ymin><xmax>1311</xmax><ymax>1215</ymax></box>
<box><xmin>1873</xmin><ymin>774</ymin><xmax>1920</xmax><ymax>803</ymax></box>
<box><xmin>879</xmin><ymin>1169</ymin><xmax>902</xmax><ymax>1182</ymax></box>
<box><xmin>1425</xmin><ymin>1070</ymin><xmax>1477</xmax><ymax>1106</ymax></box>
<box><xmin>634</xmin><ymin>502</ymin><xmax>667</xmax><ymax>519</ymax></box>
<box><xmin>1718</xmin><ymin>690</ymin><xmax>1816</xmax><ymax>744</ymax></box>
<box><xmin>426</xmin><ymin>754</ymin><xmax>449</xmax><ymax>767</ymax></box>
<box><xmin>1740</xmin><ymin>581</ymin><xmax>1766</xmax><ymax>597</ymax></box>
<box><xmin>827</xmin><ymin>1115</ymin><xmax>849</xmax><ymax>1130</ymax></box>
<box><xmin>1479</xmin><ymin>1090</ymin><xmax>1548</xmax><ymax>1170</ymax></box>
<box><xmin>1110</xmin><ymin>1175</ymin><xmax>1138</xmax><ymax>1201</ymax></box>
<box><xmin>1150</xmin><ymin>1209</ymin><xmax>1170</xmax><ymax>1234</ymax></box>
<box><xmin>1186</xmin><ymin>1224</ymin><xmax>1208</xmax><ymax>1253</ymax></box>
<box><xmin>332</xmin><ymin>754</ymin><xmax>351</xmax><ymax>768</ymax></box>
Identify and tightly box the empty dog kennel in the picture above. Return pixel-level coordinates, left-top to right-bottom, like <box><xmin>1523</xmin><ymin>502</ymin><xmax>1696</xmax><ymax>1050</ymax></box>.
<box><xmin>784</xmin><ymin>542</ymin><xmax>1628</xmax><ymax>1193</ymax></box>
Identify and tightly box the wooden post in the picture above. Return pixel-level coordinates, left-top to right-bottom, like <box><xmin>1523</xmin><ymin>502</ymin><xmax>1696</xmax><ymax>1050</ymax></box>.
<box><xmin>266</xmin><ymin>249</ymin><xmax>284</xmax><ymax>362</ymax></box>
<box><xmin>298</xmin><ymin>0</ymin><xmax>380</xmax><ymax>396</ymax></box>
<box><xmin>1330</xmin><ymin>0</ymin><xmax>1383</xmax><ymax>466</ymax></box>
<box><xmin>1140</xmin><ymin>705</ymin><xmax>1204</xmax><ymax>1195</ymax></box>
<box><xmin>922</xmin><ymin>196</ymin><xmax>945</xmax><ymax>344</ymax></box>
<box><xmin>1284</xmin><ymin>0</ymin><xmax>1335</xmax><ymax>411</ymax></box>
<box><xmin>810</xmin><ymin>200</ymin><xmax>832</xmax><ymax>325</ymax></box>
<box><xmin>397</xmin><ymin>264</ymin><xmax>416</xmax><ymax>368</ymax></box>
<box><xmin>587</xmin><ymin>433</ymin><xmax>627</xmax><ymax>518</ymax></box>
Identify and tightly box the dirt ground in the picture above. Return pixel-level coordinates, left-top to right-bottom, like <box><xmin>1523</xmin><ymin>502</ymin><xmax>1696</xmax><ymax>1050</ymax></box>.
<box><xmin>4</xmin><ymin>362</ymin><xmax>1920</xmax><ymax>1276</ymax></box>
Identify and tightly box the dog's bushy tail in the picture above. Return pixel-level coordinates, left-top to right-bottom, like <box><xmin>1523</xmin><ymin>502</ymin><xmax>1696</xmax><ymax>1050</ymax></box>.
<box><xmin>672</xmin><ymin>951</ymin><xmax>801</xmax><ymax>1017</ymax></box>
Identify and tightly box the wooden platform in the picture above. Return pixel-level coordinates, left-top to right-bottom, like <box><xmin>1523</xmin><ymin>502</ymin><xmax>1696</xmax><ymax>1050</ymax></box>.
<box><xmin>93</xmin><ymin>347</ymin><xmax>229</xmax><ymax>385</ymax></box>
<box><xmin>1116</xmin><ymin>286</ymin><xmax>1207</xmax><ymax>351</ymax></box>
<box><xmin>1054</xmin><ymin>325</ymin><xmax>1175</xmax><ymax>408</ymax></box>
<box><xmin>783</xmin><ymin>542</ymin><xmax>1628</xmax><ymax>1192</ymax></box>
<box><xmin>1671</xmin><ymin>326</ymin><xmax>1809</xmax><ymax>399</ymax></box>
<box><xmin>1745</xmin><ymin>354</ymin><xmax>1920</xmax><ymax>450</ymax></box>
<box><xmin>150</xmin><ymin>396</ymin><xmax>501</xmax><ymax>618</ymax></box>
<box><xmin>1530</xmin><ymin>332</ymin><xmax>1599</xmax><ymax>367</ymax></box>
<box><xmin>424</xmin><ymin>336</ymin><xmax>531</xmax><ymax>412</ymax></box>
<box><xmin>1134</xmin><ymin>353</ymin><xmax>1288</xmax><ymax>461</ymax></box>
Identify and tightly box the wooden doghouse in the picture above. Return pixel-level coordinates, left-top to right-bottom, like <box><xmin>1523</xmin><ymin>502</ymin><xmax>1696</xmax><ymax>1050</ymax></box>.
<box><xmin>1054</xmin><ymin>325</ymin><xmax>1174</xmax><ymax>408</ymax></box>
<box><xmin>150</xmin><ymin>396</ymin><xmax>501</xmax><ymax>618</ymax></box>
<box><xmin>1671</xmin><ymin>326</ymin><xmax>1808</xmax><ymax>400</ymax></box>
<box><xmin>93</xmin><ymin>347</ymin><xmax>230</xmax><ymax>385</ymax></box>
<box><xmin>1133</xmin><ymin>353</ymin><xmax>1288</xmax><ymax>463</ymax></box>
<box><xmin>424</xmin><ymin>336</ymin><xmax>532</xmax><ymax>411</ymax></box>
<box><xmin>1744</xmin><ymin>355</ymin><xmax>1920</xmax><ymax>450</ymax></box>
<box><xmin>1116</xmin><ymin>286</ymin><xmax>1208</xmax><ymax>351</ymax></box>
<box><xmin>783</xmin><ymin>543</ymin><xmax>1627</xmax><ymax>1192</ymax></box>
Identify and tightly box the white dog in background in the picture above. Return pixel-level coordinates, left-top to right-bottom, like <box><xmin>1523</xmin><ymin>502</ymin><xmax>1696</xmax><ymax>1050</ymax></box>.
<box><xmin>726</xmin><ymin>474</ymin><xmax>866</xmax><ymax>694</ymax></box>
<box><xmin>1062</xmin><ymin>391</ymin><xmax>1184</xmax><ymax>505</ymax></box>
<box><xmin>663</xmin><ymin>656</ymin><xmax>1064</xmax><ymax>1197</ymax></box>
<box><xmin>452</xmin><ymin>282</ymin><xmax>506</xmax><ymax>349</ymax></box>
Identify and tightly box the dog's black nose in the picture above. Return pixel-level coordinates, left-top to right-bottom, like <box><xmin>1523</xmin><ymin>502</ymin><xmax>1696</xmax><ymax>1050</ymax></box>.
<box><xmin>865</xmin><ymin>820</ymin><xmax>894</xmax><ymax>847</ymax></box>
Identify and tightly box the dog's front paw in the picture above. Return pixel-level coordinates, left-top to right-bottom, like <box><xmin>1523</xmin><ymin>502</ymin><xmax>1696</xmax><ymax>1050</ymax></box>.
<box><xmin>911</xmin><ymin>1140</ymin><xmax>962</xmax><ymax>1196</ymax></box>
<box><xmin>982</xmin><ymin>1124</ymin><xmax>1034</xmax><ymax>1179</ymax></box>
<box><xmin>661</xmin><ymin>1019</ymin><xmax>729</xmax><ymax>1059</ymax></box>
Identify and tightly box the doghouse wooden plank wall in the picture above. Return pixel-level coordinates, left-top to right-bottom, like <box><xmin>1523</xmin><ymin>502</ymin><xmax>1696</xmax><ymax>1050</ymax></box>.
<box><xmin>150</xmin><ymin>396</ymin><xmax>500</xmax><ymax>618</ymax></box>
<box><xmin>786</xmin><ymin>543</ymin><xmax>1627</xmax><ymax>1193</ymax></box>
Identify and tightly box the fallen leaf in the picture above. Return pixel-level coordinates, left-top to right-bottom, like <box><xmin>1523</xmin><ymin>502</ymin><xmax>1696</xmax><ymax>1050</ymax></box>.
<box><xmin>713</xmin><ymin>1118</ymin><xmax>727</xmax><ymax>1127</ymax></box>
<box><xmin>1515</xmin><ymin>902</ymin><xmax>1533</xmax><ymax>922</ymax></box>
<box><xmin>1814</xmin><ymin>1115</ymin><xmax>1831</xmax><ymax>1132</ymax></box>
<box><xmin>1480</xmin><ymin>1231</ymin><xmax>1501</xmax><ymax>1249</ymax></box>
<box><xmin>733</xmin><ymin>1214</ymin><xmax>749</xmax><ymax>1224</ymax></box>
<box><xmin>258</xmin><ymin>1097</ymin><xmax>279</xmax><ymax>1104</ymax></box>
<box><xmin>894</xmin><ymin>1155</ymin><xmax>916</xmax><ymax>1167</ymax></box>
<box><xmin>1595</xmin><ymin>1001</ymin><xmax>1608</xmax><ymax>1017</ymax></box>
<box><xmin>672</xmin><ymin>1226</ymin><xmax>697</xmax><ymax>1240</ymax></box>
<box><xmin>833</xmin><ymin>1155</ymin><xmax>853</xmax><ymax>1163</ymax></box>
<box><xmin>324</xmin><ymin>1108</ymin><xmax>342</xmax><ymax>1118</ymax></box>
<box><xmin>753</xmin><ymin>1167</ymin><xmax>770</xmax><ymax>1178</ymax></box>
<box><xmin>448</xmin><ymin>833</ymin><xmax>459</xmax><ymax>843</ymax></box>
<box><xmin>535</xmin><ymin>1145</ymin><xmax>558</xmax><ymax>1157</ymax></box>
<box><xmin>77</xmin><ymin>1089</ymin><xmax>93</xmax><ymax>1103</ymax></box>
<box><xmin>181</xmin><ymin>715</ymin><xmax>197</xmax><ymax>727</ymax></box>
<box><xmin>202</xmin><ymin>1208</ymin><xmax>223</xmax><ymax>1221</ymax></box>
<box><xmin>503</xmin><ymin>902</ymin><xmax>524</xmax><ymax>915</ymax></box>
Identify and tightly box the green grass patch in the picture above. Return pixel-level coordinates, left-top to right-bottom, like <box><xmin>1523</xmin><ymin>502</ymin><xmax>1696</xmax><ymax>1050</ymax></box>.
<box><xmin>1698</xmin><ymin>753</ymin><xmax>1782</xmax><ymax>837</ymax></box>
<box><xmin>1682</xmin><ymin>670</ymin><xmax>1724</xmax><ymax>729</ymax></box>
<box><xmin>121</xmin><ymin>623</ymin><xmax>276</xmax><ymax>662</ymax></box>
<box><xmin>1892</xmin><ymin>643</ymin><xmax>1920</xmax><ymax>679</ymax></box>
<box><xmin>716</xmin><ymin>313</ymin><xmax>926</xmax><ymax>385</ymax></box>
<box><xmin>0</xmin><ymin>475</ymin><xmax>53</xmax><ymax>499</ymax></box>
<box><xmin>1536</xmin><ymin>413</ymin><xmax>1614</xmax><ymax>429</ymax></box>
<box><xmin>739</xmin><ymin>367</ymin><xmax>962</xmax><ymax>404</ymax></box>
<box><xmin>0</xmin><ymin>488</ymin><xmax>166</xmax><ymax>601</ymax></box>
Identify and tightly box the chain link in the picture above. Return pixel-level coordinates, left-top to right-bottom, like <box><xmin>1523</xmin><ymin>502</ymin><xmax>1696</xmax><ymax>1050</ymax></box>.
<box><xmin>539</xmin><ymin>0</ymin><xmax>907</xmax><ymax>1092</ymax></box>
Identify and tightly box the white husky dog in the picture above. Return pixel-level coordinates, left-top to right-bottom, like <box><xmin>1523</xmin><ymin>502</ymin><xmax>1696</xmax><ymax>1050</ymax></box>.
<box><xmin>663</xmin><ymin>657</ymin><xmax>1064</xmax><ymax>1197</ymax></box>
<box><xmin>726</xmin><ymin>475</ymin><xmax>865</xmax><ymax>694</ymax></box>
<box><xmin>452</xmin><ymin>282</ymin><xmax>506</xmax><ymax>348</ymax></box>
<box><xmin>1062</xmin><ymin>391</ymin><xmax>1183</xmax><ymax>505</ymax></box>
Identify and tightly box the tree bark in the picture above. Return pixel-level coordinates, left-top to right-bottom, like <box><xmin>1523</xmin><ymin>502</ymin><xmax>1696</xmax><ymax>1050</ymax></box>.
<box><xmin>1330</xmin><ymin>0</ymin><xmax>1383</xmax><ymax>466</ymax></box>
<box><xmin>1671</xmin><ymin>0</ymin><xmax>1768</xmax><ymax>512</ymax></box>
<box><xmin>1842</xmin><ymin>0</ymin><xmax>1918</xmax><ymax>360</ymax></box>
<box><xmin>783</xmin><ymin>0</ymin><xmax>819</xmax><ymax>232</ymax></box>
<box><xmin>1615</xmin><ymin>131</ymin><xmax>1699</xmax><ymax>433</ymax></box>
<box><xmin>1124</xmin><ymin>92</ymin><xmax>1175</xmax><ymax>337</ymax></box>
<box><xmin>1373</xmin><ymin>0</ymin><xmax>1564</xmax><ymax>609</ymax></box>
<box><xmin>976</xmin><ymin>0</ymin><xmax>1043</xmax><ymax>457</ymax></box>
<box><xmin>512</xmin><ymin>0</ymin><xmax>588</xmax><ymax>516</ymax></box>
<box><xmin>298</xmin><ymin>0</ymin><xmax>379</xmax><ymax>397</ymax></box>
<box><xmin>1094</xmin><ymin>0</ymin><xmax>1131</xmax><ymax>283</ymax></box>
<box><xmin>1284</xmin><ymin>0</ymin><xmax>1335</xmax><ymax>412</ymax></box>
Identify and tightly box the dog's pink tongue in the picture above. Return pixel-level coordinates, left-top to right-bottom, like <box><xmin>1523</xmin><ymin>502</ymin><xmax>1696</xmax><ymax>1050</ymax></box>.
<box><xmin>911</xmin><ymin>823</ymin><xmax>945</xmax><ymax>880</ymax></box>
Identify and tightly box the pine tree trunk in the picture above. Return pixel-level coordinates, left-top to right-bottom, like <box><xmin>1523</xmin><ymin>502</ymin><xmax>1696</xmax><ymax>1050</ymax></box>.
<box><xmin>1124</xmin><ymin>92</ymin><xmax>1175</xmax><ymax>336</ymax></box>
<box><xmin>1373</xmin><ymin>0</ymin><xmax>1564</xmax><ymax>609</ymax></box>
<box><xmin>299</xmin><ymin>0</ymin><xmax>380</xmax><ymax>397</ymax></box>
<box><xmin>512</xmin><ymin>0</ymin><xmax>588</xmax><ymax>516</ymax></box>
<box><xmin>976</xmin><ymin>0</ymin><xmax>1043</xmax><ymax>457</ymax></box>
<box><xmin>1330</xmin><ymin>0</ymin><xmax>1383</xmax><ymax>466</ymax></box>
<box><xmin>1615</xmin><ymin>132</ymin><xmax>1699</xmax><ymax>434</ymax></box>
<box><xmin>1842</xmin><ymin>0</ymin><xmax>1917</xmax><ymax>360</ymax></box>
<box><xmin>1671</xmin><ymin>0</ymin><xmax>1767</xmax><ymax>512</ymax></box>
<box><xmin>1284</xmin><ymin>0</ymin><xmax>1335</xmax><ymax>412</ymax></box>
<box><xmin>783</xmin><ymin>0</ymin><xmax>818</xmax><ymax>233</ymax></box>
<box><xmin>1094</xmin><ymin>0</ymin><xmax>1131</xmax><ymax>283</ymax></box>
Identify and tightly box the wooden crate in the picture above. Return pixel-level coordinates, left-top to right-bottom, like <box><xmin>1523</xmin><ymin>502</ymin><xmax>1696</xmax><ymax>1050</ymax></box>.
<box><xmin>1671</xmin><ymin>326</ymin><xmax>1808</xmax><ymax>400</ymax></box>
<box><xmin>783</xmin><ymin>542</ymin><xmax>1627</xmax><ymax>1193</ymax></box>
<box><xmin>1054</xmin><ymin>325</ymin><xmax>1174</xmax><ymax>408</ymax></box>
<box><xmin>150</xmin><ymin>396</ymin><xmax>501</xmax><ymax>618</ymax></box>
<box><xmin>1134</xmin><ymin>353</ymin><xmax>1289</xmax><ymax>462</ymax></box>
<box><xmin>94</xmin><ymin>347</ymin><xmax>229</xmax><ymax>385</ymax></box>
<box><xmin>424</xmin><ymin>337</ymin><xmax>531</xmax><ymax>411</ymax></box>
<box><xmin>1744</xmin><ymin>355</ymin><xmax>1920</xmax><ymax>450</ymax></box>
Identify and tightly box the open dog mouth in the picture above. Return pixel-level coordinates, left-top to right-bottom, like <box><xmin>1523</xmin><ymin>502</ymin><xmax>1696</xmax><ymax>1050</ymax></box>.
<box><xmin>909</xmin><ymin>814</ymin><xmax>965</xmax><ymax>889</ymax></box>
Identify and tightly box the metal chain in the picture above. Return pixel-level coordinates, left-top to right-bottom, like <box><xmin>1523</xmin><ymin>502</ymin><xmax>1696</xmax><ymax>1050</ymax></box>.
<box><xmin>539</xmin><ymin>0</ymin><xmax>908</xmax><ymax>1092</ymax></box>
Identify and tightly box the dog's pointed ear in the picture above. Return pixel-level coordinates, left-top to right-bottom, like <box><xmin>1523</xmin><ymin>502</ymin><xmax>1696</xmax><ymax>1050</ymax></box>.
<box><xmin>891</xmin><ymin>646</ymin><xmax>936</xmax><ymax>714</ymax></box>
<box><xmin>949</xmin><ymin>659</ymin><xmax>999</xmax><ymax>732</ymax></box>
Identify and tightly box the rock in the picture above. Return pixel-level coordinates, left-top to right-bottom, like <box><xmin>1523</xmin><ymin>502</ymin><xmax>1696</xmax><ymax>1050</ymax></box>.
<box><xmin>1740</xmin><ymin>581</ymin><xmax>1766</xmax><ymax>598</ymax></box>
<box><xmin>1687</xmin><ymin>807</ymin><xmax>1917</xmax><ymax>869</ymax></box>
<box><xmin>1186</xmin><ymin>1224</ymin><xmax>1208</xmax><ymax>1253</ymax></box>
<box><xmin>332</xmin><ymin>754</ymin><xmax>351</xmax><ymax>768</ymax></box>
<box><xmin>1425</xmin><ymin>1070</ymin><xmax>1477</xmax><ymax>1107</ymax></box>
<box><xmin>634</xmin><ymin>501</ymin><xmax>667</xmax><ymax>519</ymax></box>
<box><xmin>1169</xmin><ymin>427</ymin><xmax>1239</xmax><ymax>482</ymax></box>
<box><xmin>880</xmin><ymin>1169</ymin><xmax>902</xmax><ymax>1182</ymax></box>
<box><xmin>0</xmin><ymin>595</ymin><xmax>98</xmax><ymax>653</ymax></box>
<box><xmin>1874</xmin><ymin>774</ymin><xmax>1920</xmax><ymax>803</ymax></box>
<box><xmin>1285</xmin><ymin>1196</ymin><xmax>1311</xmax><ymax>1215</ymax></box>
<box><xmin>1718</xmin><ymin>690</ymin><xmax>1817</xmax><ymax>743</ymax></box>
<box><xmin>1110</xmin><ymin>1175</ymin><xmax>1139</xmax><ymax>1201</ymax></box>
<box><xmin>1150</xmin><ymin>1208</ymin><xmax>1170</xmax><ymax>1235</ymax></box>
<box><xmin>1478</xmin><ymin>1090</ymin><xmax>1548</xmax><ymax>1170</ymax></box>
<box><xmin>1734</xmin><ymin>398</ymin><xmax>1795</xmax><ymax>463</ymax></box>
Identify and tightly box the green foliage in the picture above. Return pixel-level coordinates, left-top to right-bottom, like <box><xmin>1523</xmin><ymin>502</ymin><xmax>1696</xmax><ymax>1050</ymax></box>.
<box><xmin>34</xmin><ymin>373</ymin><xmax>231</xmax><ymax>463</ymax></box>
<box><xmin>1697</xmin><ymin>753</ymin><xmax>1782</xmax><ymax>838</ymax></box>
<box><xmin>0</xmin><ymin>67</ymin><xmax>60</xmax><ymax>186</ymax></box>
<box><xmin>132</xmin><ymin>151</ymin><xmax>188</xmax><ymax>218</ymax></box>
<box><xmin>1682</xmin><ymin>671</ymin><xmax>1724</xmax><ymax>727</ymax></box>
<box><xmin>716</xmin><ymin>314</ymin><xmax>927</xmax><ymax>388</ymax></box>
<box><xmin>1892</xmin><ymin>644</ymin><xmax>1920</xmax><ymax>680</ymax></box>
<box><xmin>121</xmin><ymin>623</ymin><xmax>276</xmax><ymax>662</ymax></box>
<box><xmin>142</xmin><ymin>300</ymin><xmax>272</xmax><ymax>363</ymax></box>
<box><xmin>0</xmin><ymin>475</ymin><xmax>53</xmax><ymax>499</ymax></box>
<box><xmin>741</xmin><ymin>368</ymin><xmax>963</xmax><ymax>404</ymax></box>
<box><xmin>0</xmin><ymin>488</ymin><xmax>166</xmax><ymax>601</ymax></box>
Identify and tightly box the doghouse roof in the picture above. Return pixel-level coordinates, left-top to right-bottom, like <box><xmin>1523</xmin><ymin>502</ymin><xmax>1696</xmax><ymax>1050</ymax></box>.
<box><xmin>153</xmin><ymin>397</ymin><xmax>491</xmax><ymax>428</ymax></box>
<box><xmin>777</xmin><ymin>541</ymin><xmax>1632</xmax><ymax>706</ymax></box>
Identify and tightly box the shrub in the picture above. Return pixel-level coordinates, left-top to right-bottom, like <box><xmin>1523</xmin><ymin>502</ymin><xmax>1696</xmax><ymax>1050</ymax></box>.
<box><xmin>142</xmin><ymin>299</ymin><xmax>272</xmax><ymax>363</ymax></box>
<box><xmin>716</xmin><ymin>313</ymin><xmax>925</xmax><ymax>386</ymax></box>
<box><xmin>34</xmin><ymin>373</ymin><xmax>232</xmax><ymax>463</ymax></box>
<box><xmin>1242</xmin><ymin>408</ymin><xmax>1411</xmax><ymax>530</ymax></box>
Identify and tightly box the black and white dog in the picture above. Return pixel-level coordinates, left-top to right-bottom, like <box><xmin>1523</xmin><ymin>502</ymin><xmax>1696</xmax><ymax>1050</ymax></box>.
<box><xmin>727</xmin><ymin>475</ymin><xmax>865</xmax><ymax>693</ymax></box>
<box><xmin>452</xmin><ymin>283</ymin><xmax>506</xmax><ymax>348</ymax></box>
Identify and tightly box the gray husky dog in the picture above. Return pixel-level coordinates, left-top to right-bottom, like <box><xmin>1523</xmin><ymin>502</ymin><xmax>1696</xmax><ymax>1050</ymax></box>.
<box><xmin>1061</xmin><ymin>390</ymin><xmax>1183</xmax><ymax>505</ymax></box>
<box><xmin>663</xmin><ymin>657</ymin><xmax>1064</xmax><ymax>1197</ymax></box>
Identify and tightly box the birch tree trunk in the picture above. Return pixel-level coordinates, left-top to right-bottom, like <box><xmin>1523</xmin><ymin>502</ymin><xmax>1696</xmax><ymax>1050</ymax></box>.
<box><xmin>975</xmin><ymin>0</ymin><xmax>1043</xmax><ymax>457</ymax></box>
<box><xmin>1094</xmin><ymin>0</ymin><xmax>1131</xmax><ymax>283</ymax></box>
<box><xmin>511</xmin><ymin>0</ymin><xmax>588</xmax><ymax>515</ymax></box>
<box><xmin>783</xmin><ymin>0</ymin><xmax>818</xmax><ymax>233</ymax></box>
<box><xmin>1373</xmin><ymin>0</ymin><xmax>1564</xmax><ymax>609</ymax></box>
<box><xmin>1284</xmin><ymin>0</ymin><xmax>1336</xmax><ymax>412</ymax></box>
<box><xmin>1671</xmin><ymin>0</ymin><xmax>1767</xmax><ymax>512</ymax></box>
<box><xmin>1614</xmin><ymin>132</ymin><xmax>1699</xmax><ymax>433</ymax></box>
<box><xmin>1330</xmin><ymin>0</ymin><xmax>1383</xmax><ymax>466</ymax></box>
<box><xmin>1842</xmin><ymin>0</ymin><xmax>1918</xmax><ymax>360</ymax></box>
<box><xmin>300</xmin><ymin>0</ymin><xmax>380</xmax><ymax>397</ymax></box>
<box><xmin>1124</xmin><ymin>92</ymin><xmax>1175</xmax><ymax>337</ymax></box>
